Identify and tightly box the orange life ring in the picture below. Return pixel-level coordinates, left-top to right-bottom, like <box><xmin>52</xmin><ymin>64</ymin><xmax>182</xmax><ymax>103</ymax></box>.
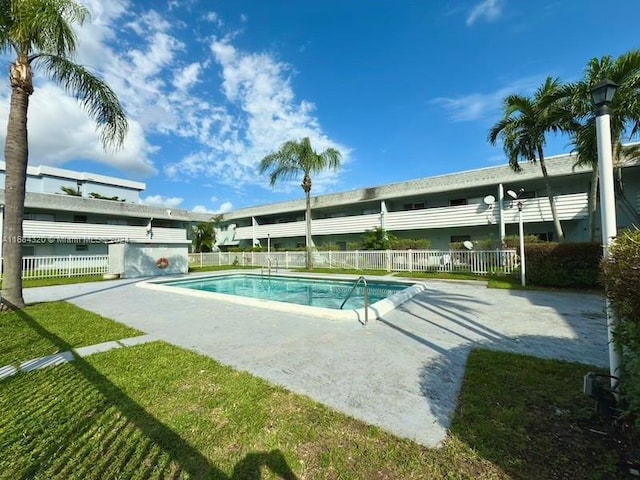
<box><xmin>156</xmin><ymin>257</ymin><xmax>169</xmax><ymax>269</ymax></box>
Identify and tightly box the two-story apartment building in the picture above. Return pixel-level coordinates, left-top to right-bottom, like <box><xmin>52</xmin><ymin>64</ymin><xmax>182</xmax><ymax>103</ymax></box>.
<box><xmin>0</xmin><ymin>163</ymin><xmax>211</xmax><ymax>259</ymax></box>
<box><xmin>215</xmin><ymin>153</ymin><xmax>640</xmax><ymax>250</ymax></box>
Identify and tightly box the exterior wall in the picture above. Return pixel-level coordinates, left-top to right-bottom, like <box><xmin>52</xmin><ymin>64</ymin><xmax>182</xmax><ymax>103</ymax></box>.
<box><xmin>0</xmin><ymin>163</ymin><xmax>145</xmax><ymax>202</ymax></box>
<box><xmin>108</xmin><ymin>242</ymin><xmax>189</xmax><ymax>278</ymax></box>
<box><xmin>215</xmin><ymin>155</ymin><xmax>640</xmax><ymax>249</ymax></box>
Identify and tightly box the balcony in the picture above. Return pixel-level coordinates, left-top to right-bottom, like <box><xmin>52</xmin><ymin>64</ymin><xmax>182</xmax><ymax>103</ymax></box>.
<box><xmin>230</xmin><ymin>193</ymin><xmax>588</xmax><ymax>240</ymax></box>
<box><xmin>22</xmin><ymin>220</ymin><xmax>187</xmax><ymax>242</ymax></box>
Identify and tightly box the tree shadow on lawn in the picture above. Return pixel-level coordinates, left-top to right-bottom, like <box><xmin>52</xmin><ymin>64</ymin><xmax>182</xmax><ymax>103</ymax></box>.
<box><xmin>422</xmin><ymin>345</ymin><xmax>626</xmax><ymax>479</ymax></box>
<box><xmin>4</xmin><ymin>307</ymin><xmax>298</xmax><ymax>480</ymax></box>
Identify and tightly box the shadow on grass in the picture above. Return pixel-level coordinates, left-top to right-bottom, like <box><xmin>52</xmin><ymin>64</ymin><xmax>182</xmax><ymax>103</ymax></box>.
<box><xmin>442</xmin><ymin>348</ymin><xmax>623</xmax><ymax>479</ymax></box>
<box><xmin>5</xmin><ymin>307</ymin><xmax>298</xmax><ymax>480</ymax></box>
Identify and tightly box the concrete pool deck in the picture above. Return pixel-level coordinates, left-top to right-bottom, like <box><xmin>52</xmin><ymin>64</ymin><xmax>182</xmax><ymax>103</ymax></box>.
<box><xmin>24</xmin><ymin>273</ymin><xmax>609</xmax><ymax>447</ymax></box>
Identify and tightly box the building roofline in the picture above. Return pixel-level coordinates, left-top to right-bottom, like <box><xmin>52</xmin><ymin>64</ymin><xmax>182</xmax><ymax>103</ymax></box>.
<box><xmin>221</xmin><ymin>152</ymin><xmax>640</xmax><ymax>221</ymax></box>
<box><xmin>0</xmin><ymin>162</ymin><xmax>146</xmax><ymax>191</ymax></box>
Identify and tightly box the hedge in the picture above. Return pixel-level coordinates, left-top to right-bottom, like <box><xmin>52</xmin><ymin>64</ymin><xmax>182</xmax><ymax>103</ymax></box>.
<box><xmin>601</xmin><ymin>229</ymin><xmax>640</xmax><ymax>425</ymax></box>
<box><xmin>524</xmin><ymin>242</ymin><xmax>602</xmax><ymax>288</ymax></box>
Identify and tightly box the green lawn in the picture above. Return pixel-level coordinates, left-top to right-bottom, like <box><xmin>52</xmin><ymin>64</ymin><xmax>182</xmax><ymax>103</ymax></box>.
<box><xmin>0</xmin><ymin>302</ymin><xmax>141</xmax><ymax>366</ymax></box>
<box><xmin>0</xmin><ymin>302</ymin><xmax>630</xmax><ymax>479</ymax></box>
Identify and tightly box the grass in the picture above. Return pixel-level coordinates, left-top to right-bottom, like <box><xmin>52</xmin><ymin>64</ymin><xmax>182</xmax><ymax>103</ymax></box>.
<box><xmin>0</xmin><ymin>302</ymin><xmax>632</xmax><ymax>479</ymax></box>
<box><xmin>292</xmin><ymin>267</ymin><xmax>391</xmax><ymax>276</ymax></box>
<box><xmin>0</xmin><ymin>302</ymin><xmax>141</xmax><ymax>366</ymax></box>
<box><xmin>0</xmin><ymin>274</ymin><xmax>108</xmax><ymax>289</ymax></box>
<box><xmin>188</xmin><ymin>265</ymin><xmax>259</xmax><ymax>273</ymax></box>
<box><xmin>451</xmin><ymin>350</ymin><xmax>632</xmax><ymax>479</ymax></box>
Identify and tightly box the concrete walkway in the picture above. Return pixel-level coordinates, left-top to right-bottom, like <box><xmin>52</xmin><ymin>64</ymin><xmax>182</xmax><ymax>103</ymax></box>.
<box><xmin>0</xmin><ymin>334</ymin><xmax>158</xmax><ymax>380</ymax></box>
<box><xmin>23</xmin><ymin>275</ymin><xmax>609</xmax><ymax>447</ymax></box>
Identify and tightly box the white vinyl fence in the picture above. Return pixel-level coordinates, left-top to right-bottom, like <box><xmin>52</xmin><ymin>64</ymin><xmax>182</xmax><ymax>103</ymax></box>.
<box><xmin>188</xmin><ymin>249</ymin><xmax>519</xmax><ymax>275</ymax></box>
<box><xmin>0</xmin><ymin>255</ymin><xmax>110</xmax><ymax>280</ymax></box>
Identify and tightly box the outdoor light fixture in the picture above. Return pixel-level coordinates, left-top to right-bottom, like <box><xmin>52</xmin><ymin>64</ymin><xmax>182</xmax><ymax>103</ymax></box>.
<box><xmin>507</xmin><ymin>189</ymin><xmax>526</xmax><ymax>287</ymax></box>
<box><xmin>591</xmin><ymin>78</ymin><xmax>621</xmax><ymax>396</ymax></box>
<box><xmin>590</xmin><ymin>79</ymin><xmax>619</xmax><ymax>114</ymax></box>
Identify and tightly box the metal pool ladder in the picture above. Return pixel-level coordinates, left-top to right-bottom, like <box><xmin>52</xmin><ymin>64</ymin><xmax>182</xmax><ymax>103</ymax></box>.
<box><xmin>261</xmin><ymin>257</ymin><xmax>278</xmax><ymax>278</ymax></box>
<box><xmin>340</xmin><ymin>276</ymin><xmax>370</xmax><ymax>324</ymax></box>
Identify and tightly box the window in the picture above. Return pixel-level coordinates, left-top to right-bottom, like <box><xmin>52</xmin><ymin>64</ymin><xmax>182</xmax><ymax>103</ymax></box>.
<box><xmin>449</xmin><ymin>198</ymin><xmax>467</xmax><ymax>206</ymax></box>
<box><xmin>450</xmin><ymin>235</ymin><xmax>471</xmax><ymax>243</ymax></box>
<box><xmin>73</xmin><ymin>215</ymin><xmax>87</xmax><ymax>223</ymax></box>
<box><xmin>75</xmin><ymin>244</ymin><xmax>89</xmax><ymax>252</ymax></box>
<box><xmin>402</xmin><ymin>202</ymin><xmax>425</xmax><ymax>210</ymax></box>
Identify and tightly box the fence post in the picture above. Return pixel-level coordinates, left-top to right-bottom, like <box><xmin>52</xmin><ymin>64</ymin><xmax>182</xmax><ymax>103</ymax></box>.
<box><xmin>329</xmin><ymin>250</ymin><xmax>332</xmax><ymax>268</ymax></box>
<box><xmin>386</xmin><ymin>250</ymin><xmax>391</xmax><ymax>272</ymax></box>
<box><xmin>67</xmin><ymin>255</ymin><xmax>72</xmax><ymax>277</ymax></box>
<box><xmin>355</xmin><ymin>251</ymin><xmax>359</xmax><ymax>269</ymax></box>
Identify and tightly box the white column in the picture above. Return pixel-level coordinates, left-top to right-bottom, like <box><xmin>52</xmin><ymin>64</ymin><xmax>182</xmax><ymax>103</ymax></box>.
<box><xmin>380</xmin><ymin>200</ymin><xmax>387</xmax><ymax>230</ymax></box>
<box><xmin>595</xmin><ymin>111</ymin><xmax>621</xmax><ymax>391</ymax></box>
<box><xmin>498</xmin><ymin>184</ymin><xmax>506</xmax><ymax>245</ymax></box>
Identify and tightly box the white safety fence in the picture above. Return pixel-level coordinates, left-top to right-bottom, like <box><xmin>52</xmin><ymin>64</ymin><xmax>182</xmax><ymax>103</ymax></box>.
<box><xmin>0</xmin><ymin>255</ymin><xmax>110</xmax><ymax>280</ymax></box>
<box><xmin>188</xmin><ymin>249</ymin><xmax>519</xmax><ymax>275</ymax></box>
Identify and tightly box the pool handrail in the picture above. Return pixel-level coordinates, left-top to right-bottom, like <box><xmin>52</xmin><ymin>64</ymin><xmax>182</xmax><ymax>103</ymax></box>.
<box><xmin>340</xmin><ymin>276</ymin><xmax>370</xmax><ymax>324</ymax></box>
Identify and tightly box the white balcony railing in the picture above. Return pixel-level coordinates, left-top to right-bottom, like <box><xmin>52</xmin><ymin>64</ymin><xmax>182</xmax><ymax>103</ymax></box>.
<box><xmin>22</xmin><ymin>220</ymin><xmax>187</xmax><ymax>242</ymax></box>
<box><xmin>229</xmin><ymin>193</ymin><xmax>589</xmax><ymax>241</ymax></box>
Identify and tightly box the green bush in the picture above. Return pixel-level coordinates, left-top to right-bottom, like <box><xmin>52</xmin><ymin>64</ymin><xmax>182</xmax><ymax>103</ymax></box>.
<box><xmin>601</xmin><ymin>229</ymin><xmax>640</xmax><ymax>425</ymax></box>
<box><xmin>390</xmin><ymin>238</ymin><xmax>431</xmax><ymax>250</ymax></box>
<box><xmin>503</xmin><ymin>234</ymin><xmax>544</xmax><ymax>249</ymax></box>
<box><xmin>525</xmin><ymin>242</ymin><xmax>602</xmax><ymax>288</ymax></box>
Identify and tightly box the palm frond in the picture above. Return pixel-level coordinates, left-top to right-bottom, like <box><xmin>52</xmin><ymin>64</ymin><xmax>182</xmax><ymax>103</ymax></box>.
<box><xmin>34</xmin><ymin>54</ymin><xmax>128</xmax><ymax>149</ymax></box>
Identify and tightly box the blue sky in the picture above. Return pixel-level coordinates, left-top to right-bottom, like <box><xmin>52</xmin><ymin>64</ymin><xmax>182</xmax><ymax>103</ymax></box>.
<box><xmin>1</xmin><ymin>0</ymin><xmax>639</xmax><ymax>213</ymax></box>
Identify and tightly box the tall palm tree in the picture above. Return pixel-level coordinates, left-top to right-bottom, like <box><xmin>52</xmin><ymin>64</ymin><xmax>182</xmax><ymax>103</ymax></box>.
<box><xmin>1</xmin><ymin>0</ymin><xmax>128</xmax><ymax>309</ymax></box>
<box><xmin>563</xmin><ymin>51</ymin><xmax>640</xmax><ymax>240</ymax></box>
<box><xmin>259</xmin><ymin>137</ymin><xmax>341</xmax><ymax>269</ymax></box>
<box><xmin>489</xmin><ymin>77</ymin><xmax>571</xmax><ymax>242</ymax></box>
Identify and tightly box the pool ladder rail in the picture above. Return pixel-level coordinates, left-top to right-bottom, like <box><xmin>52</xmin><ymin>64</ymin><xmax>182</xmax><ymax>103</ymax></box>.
<box><xmin>261</xmin><ymin>258</ymin><xmax>278</xmax><ymax>277</ymax></box>
<box><xmin>340</xmin><ymin>276</ymin><xmax>370</xmax><ymax>324</ymax></box>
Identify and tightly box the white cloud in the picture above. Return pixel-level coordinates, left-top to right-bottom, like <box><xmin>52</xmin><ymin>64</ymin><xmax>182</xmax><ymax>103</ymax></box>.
<box><xmin>466</xmin><ymin>0</ymin><xmax>504</xmax><ymax>26</ymax></box>
<box><xmin>141</xmin><ymin>195</ymin><xmax>184</xmax><ymax>208</ymax></box>
<box><xmin>0</xmin><ymin>84</ymin><xmax>157</xmax><ymax>173</ymax></box>
<box><xmin>192</xmin><ymin>205</ymin><xmax>212</xmax><ymax>213</ymax></box>
<box><xmin>216</xmin><ymin>201</ymin><xmax>233</xmax><ymax>214</ymax></box>
<box><xmin>0</xmin><ymin>2</ymin><xmax>349</xmax><ymax>199</ymax></box>
<box><xmin>164</xmin><ymin>36</ymin><xmax>350</xmax><ymax>189</ymax></box>
<box><xmin>431</xmin><ymin>76</ymin><xmax>543</xmax><ymax>122</ymax></box>
<box><xmin>172</xmin><ymin>62</ymin><xmax>202</xmax><ymax>92</ymax></box>
<box><xmin>205</xmin><ymin>11</ymin><xmax>223</xmax><ymax>27</ymax></box>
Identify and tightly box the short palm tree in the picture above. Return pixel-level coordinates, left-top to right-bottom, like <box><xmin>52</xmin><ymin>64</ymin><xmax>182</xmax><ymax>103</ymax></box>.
<box><xmin>488</xmin><ymin>77</ymin><xmax>570</xmax><ymax>242</ymax></box>
<box><xmin>259</xmin><ymin>137</ymin><xmax>341</xmax><ymax>269</ymax></box>
<box><xmin>192</xmin><ymin>222</ymin><xmax>215</xmax><ymax>253</ymax></box>
<box><xmin>1</xmin><ymin>0</ymin><xmax>128</xmax><ymax>309</ymax></box>
<box><xmin>563</xmin><ymin>50</ymin><xmax>640</xmax><ymax>240</ymax></box>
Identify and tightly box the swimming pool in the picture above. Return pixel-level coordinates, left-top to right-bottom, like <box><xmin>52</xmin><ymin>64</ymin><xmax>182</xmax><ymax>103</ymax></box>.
<box><xmin>138</xmin><ymin>272</ymin><xmax>426</xmax><ymax>322</ymax></box>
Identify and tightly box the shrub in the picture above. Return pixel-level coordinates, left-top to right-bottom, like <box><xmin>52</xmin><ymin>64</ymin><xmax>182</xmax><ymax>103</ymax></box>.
<box><xmin>525</xmin><ymin>242</ymin><xmax>602</xmax><ymax>288</ymax></box>
<box><xmin>503</xmin><ymin>234</ymin><xmax>544</xmax><ymax>249</ymax></box>
<box><xmin>601</xmin><ymin>229</ymin><xmax>640</xmax><ymax>425</ymax></box>
<box><xmin>390</xmin><ymin>238</ymin><xmax>431</xmax><ymax>250</ymax></box>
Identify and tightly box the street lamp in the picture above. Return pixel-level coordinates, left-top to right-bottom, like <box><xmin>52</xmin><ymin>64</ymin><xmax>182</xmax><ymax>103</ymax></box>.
<box><xmin>591</xmin><ymin>78</ymin><xmax>621</xmax><ymax>393</ymax></box>
<box><xmin>507</xmin><ymin>188</ymin><xmax>526</xmax><ymax>287</ymax></box>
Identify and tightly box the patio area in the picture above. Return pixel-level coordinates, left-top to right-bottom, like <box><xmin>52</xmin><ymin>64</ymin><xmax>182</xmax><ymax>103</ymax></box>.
<box><xmin>24</xmin><ymin>274</ymin><xmax>609</xmax><ymax>447</ymax></box>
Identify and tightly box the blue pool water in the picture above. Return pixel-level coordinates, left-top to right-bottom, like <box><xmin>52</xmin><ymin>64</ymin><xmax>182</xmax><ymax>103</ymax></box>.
<box><xmin>162</xmin><ymin>274</ymin><xmax>412</xmax><ymax>310</ymax></box>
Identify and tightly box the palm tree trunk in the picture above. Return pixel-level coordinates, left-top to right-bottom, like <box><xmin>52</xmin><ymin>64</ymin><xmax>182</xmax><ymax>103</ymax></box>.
<box><xmin>588</xmin><ymin>167</ymin><xmax>599</xmax><ymax>242</ymax></box>
<box><xmin>538</xmin><ymin>147</ymin><xmax>565</xmax><ymax>241</ymax></box>
<box><xmin>305</xmin><ymin>190</ymin><xmax>313</xmax><ymax>269</ymax></box>
<box><xmin>2</xmin><ymin>86</ymin><xmax>31</xmax><ymax>309</ymax></box>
